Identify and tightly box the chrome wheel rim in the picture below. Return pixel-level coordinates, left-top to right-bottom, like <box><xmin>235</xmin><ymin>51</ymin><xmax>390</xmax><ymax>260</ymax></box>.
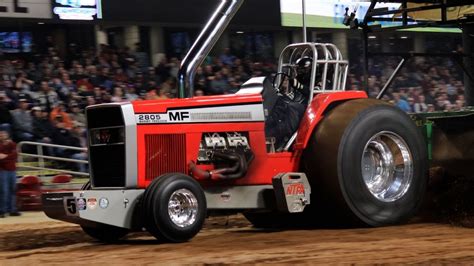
<box><xmin>168</xmin><ymin>189</ymin><xmax>199</xmax><ymax>228</ymax></box>
<box><xmin>361</xmin><ymin>131</ymin><xmax>413</xmax><ymax>202</ymax></box>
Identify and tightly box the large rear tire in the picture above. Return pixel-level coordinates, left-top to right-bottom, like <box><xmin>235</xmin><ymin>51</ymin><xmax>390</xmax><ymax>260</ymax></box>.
<box><xmin>143</xmin><ymin>173</ymin><xmax>207</xmax><ymax>243</ymax></box>
<box><xmin>302</xmin><ymin>99</ymin><xmax>428</xmax><ymax>226</ymax></box>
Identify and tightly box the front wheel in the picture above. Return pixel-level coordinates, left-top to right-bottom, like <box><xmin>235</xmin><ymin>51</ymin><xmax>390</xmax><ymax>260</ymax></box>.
<box><xmin>143</xmin><ymin>173</ymin><xmax>207</xmax><ymax>243</ymax></box>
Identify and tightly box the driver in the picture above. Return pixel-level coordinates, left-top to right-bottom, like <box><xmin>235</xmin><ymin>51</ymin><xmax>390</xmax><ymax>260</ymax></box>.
<box><xmin>295</xmin><ymin>56</ymin><xmax>313</xmax><ymax>87</ymax></box>
<box><xmin>265</xmin><ymin>56</ymin><xmax>314</xmax><ymax>151</ymax></box>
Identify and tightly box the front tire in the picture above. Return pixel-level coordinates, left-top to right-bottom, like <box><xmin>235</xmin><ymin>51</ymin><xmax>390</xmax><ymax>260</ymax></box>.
<box><xmin>143</xmin><ymin>173</ymin><xmax>206</xmax><ymax>243</ymax></box>
<box><xmin>303</xmin><ymin>99</ymin><xmax>428</xmax><ymax>226</ymax></box>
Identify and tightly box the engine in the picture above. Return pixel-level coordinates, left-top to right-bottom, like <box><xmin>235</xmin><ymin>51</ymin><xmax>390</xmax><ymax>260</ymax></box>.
<box><xmin>191</xmin><ymin>132</ymin><xmax>254</xmax><ymax>180</ymax></box>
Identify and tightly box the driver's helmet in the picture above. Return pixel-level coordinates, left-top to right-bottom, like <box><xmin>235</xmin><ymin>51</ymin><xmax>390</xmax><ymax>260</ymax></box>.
<box><xmin>295</xmin><ymin>56</ymin><xmax>313</xmax><ymax>85</ymax></box>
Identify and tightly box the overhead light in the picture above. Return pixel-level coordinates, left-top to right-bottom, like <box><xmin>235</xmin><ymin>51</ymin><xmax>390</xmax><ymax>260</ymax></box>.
<box><xmin>400</xmin><ymin>36</ymin><xmax>408</xmax><ymax>39</ymax></box>
<box><xmin>368</xmin><ymin>36</ymin><xmax>377</xmax><ymax>39</ymax></box>
<box><xmin>236</xmin><ymin>31</ymin><xmax>244</xmax><ymax>34</ymax></box>
<box><xmin>38</xmin><ymin>22</ymin><xmax>45</xmax><ymax>25</ymax></box>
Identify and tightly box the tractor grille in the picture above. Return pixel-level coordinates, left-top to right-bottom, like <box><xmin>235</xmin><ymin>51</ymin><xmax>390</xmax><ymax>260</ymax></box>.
<box><xmin>145</xmin><ymin>134</ymin><xmax>187</xmax><ymax>181</ymax></box>
<box><xmin>87</xmin><ymin>106</ymin><xmax>126</xmax><ymax>188</ymax></box>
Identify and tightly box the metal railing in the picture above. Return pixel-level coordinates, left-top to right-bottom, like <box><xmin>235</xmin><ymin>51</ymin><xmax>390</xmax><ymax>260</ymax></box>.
<box><xmin>17</xmin><ymin>141</ymin><xmax>89</xmax><ymax>177</ymax></box>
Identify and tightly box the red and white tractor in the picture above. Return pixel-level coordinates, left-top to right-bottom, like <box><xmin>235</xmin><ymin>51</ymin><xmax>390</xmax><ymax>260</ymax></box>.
<box><xmin>43</xmin><ymin>0</ymin><xmax>427</xmax><ymax>243</ymax></box>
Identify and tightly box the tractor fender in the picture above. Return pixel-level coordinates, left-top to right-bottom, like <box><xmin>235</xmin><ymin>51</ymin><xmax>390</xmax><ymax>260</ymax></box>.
<box><xmin>295</xmin><ymin>91</ymin><xmax>368</xmax><ymax>150</ymax></box>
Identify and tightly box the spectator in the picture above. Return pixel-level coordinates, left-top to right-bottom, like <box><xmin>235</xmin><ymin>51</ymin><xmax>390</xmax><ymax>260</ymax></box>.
<box><xmin>209</xmin><ymin>71</ymin><xmax>231</xmax><ymax>95</ymax></box>
<box><xmin>50</xmin><ymin>116</ymin><xmax>76</xmax><ymax>157</ymax></box>
<box><xmin>92</xmin><ymin>87</ymin><xmax>105</xmax><ymax>104</ymax></box>
<box><xmin>393</xmin><ymin>93</ymin><xmax>412</xmax><ymax>112</ymax></box>
<box><xmin>0</xmin><ymin>130</ymin><xmax>20</xmax><ymax>218</ymax></box>
<box><xmin>50</xmin><ymin>102</ymin><xmax>73</xmax><ymax>130</ymax></box>
<box><xmin>69</xmin><ymin>103</ymin><xmax>86</xmax><ymax>125</ymax></box>
<box><xmin>435</xmin><ymin>93</ymin><xmax>451</xmax><ymax>111</ymax></box>
<box><xmin>77</xmin><ymin>77</ymin><xmax>94</xmax><ymax>95</ymax></box>
<box><xmin>145</xmin><ymin>89</ymin><xmax>159</xmax><ymax>100</ymax></box>
<box><xmin>125</xmin><ymin>85</ymin><xmax>139</xmax><ymax>101</ymax></box>
<box><xmin>32</xmin><ymin>106</ymin><xmax>54</xmax><ymax>144</ymax></box>
<box><xmin>14</xmin><ymin>72</ymin><xmax>34</xmax><ymax>92</ymax></box>
<box><xmin>414</xmin><ymin>95</ymin><xmax>428</xmax><ymax>113</ymax></box>
<box><xmin>0</xmin><ymin>93</ymin><xmax>13</xmax><ymax>133</ymax></box>
<box><xmin>37</xmin><ymin>80</ymin><xmax>59</xmax><ymax>113</ymax></box>
<box><xmin>155</xmin><ymin>57</ymin><xmax>171</xmax><ymax>83</ymax></box>
<box><xmin>427</xmin><ymin>104</ymin><xmax>436</xmax><ymax>112</ymax></box>
<box><xmin>111</xmin><ymin>87</ymin><xmax>126</xmax><ymax>103</ymax></box>
<box><xmin>10</xmin><ymin>98</ymin><xmax>34</xmax><ymax>141</ymax></box>
<box><xmin>160</xmin><ymin>77</ymin><xmax>177</xmax><ymax>96</ymax></box>
<box><xmin>98</xmin><ymin>67</ymin><xmax>114</xmax><ymax>90</ymax></box>
<box><xmin>195</xmin><ymin>89</ymin><xmax>205</xmax><ymax>97</ymax></box>
<box><xmin>407</xmin><ymin>97</ymin><xmax>415</xmax><ymax>112</ymax></box>
<box><xmin>86</xmin><ymin>65</ymin><xmax>101</xmax><ymax>87</ymax></box>
<box><xmin>168</xmin><ymin>57</ymin><xmax>180</xmax><ymax>78</ymax></box>
<box><xmin>70</xmin><ymin>122</ymin><xmax>88</xmax><ymax>173</ymax></box>
<box><xmin>220</xmin><ymin>48</ymin><xmax>236</xmax><ymax>66</ymax></box>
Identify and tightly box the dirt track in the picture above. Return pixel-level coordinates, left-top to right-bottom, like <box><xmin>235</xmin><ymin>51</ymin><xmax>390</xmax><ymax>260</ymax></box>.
<box><xmin>1</xmin><ymin>215</ymin><xmax>474</xmax><ymax>264</ymax></box>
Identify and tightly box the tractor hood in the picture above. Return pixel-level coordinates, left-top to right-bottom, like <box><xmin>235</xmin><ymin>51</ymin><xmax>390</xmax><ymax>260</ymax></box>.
<box><xmin>132</xmin><ymin>94</ymin><xmax>264</xmax><ymax>125</ymax></box>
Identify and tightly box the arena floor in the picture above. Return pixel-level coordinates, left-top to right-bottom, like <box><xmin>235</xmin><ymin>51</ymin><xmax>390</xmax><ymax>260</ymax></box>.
<box><xmin>1</xmin><ymin>213</ymin><xmax>473</xmax><ymax>264</ymax></box>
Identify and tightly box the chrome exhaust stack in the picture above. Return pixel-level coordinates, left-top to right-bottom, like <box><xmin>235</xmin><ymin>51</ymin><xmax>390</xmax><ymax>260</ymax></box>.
<box><xmin>177</xmin><ymin>0</ymin><xmax>244</xmax><ymax>98</ymax></box>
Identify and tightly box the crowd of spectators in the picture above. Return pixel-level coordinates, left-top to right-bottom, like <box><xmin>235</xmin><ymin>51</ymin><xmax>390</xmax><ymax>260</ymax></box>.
<box><xmin>0</xmin><ymin>43</ymin><xmax>467</xmax><ymax>171</ymax></box>
<box><xmin>0</xmin><ymin>44</ymin><xmax>279</xmax><ymax>171</ymax></box>
<box><xmin>349</xmin><ymin>56</ymin><xmax>466</xmax><ymax>113</ymax></box>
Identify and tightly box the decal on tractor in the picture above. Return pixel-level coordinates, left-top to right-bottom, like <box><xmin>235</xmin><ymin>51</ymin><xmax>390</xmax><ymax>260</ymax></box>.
<box><xmin>135</xmin><ymin>104</ymin><xmax>264</xmax><ymax>124</ymax></box>
<box><xmin>64</xmin><ymin>197</ymin><xmax>78</xmax><ymax>216</ymax></box>
<box><xmin>286</xmin><ymin>183</ymin><xmax>305</xmax><ymax>196</ymax></box>
<box><xmin>169</xmin><ymin>111</ymin><xmax>190</xmax><ymax>121</ymax></box>
<box><xmin>77</xmin><ymin>198</ymin><xmax>87</xmax><ymax>211</ymax></box>
<box><xmin>273</xmin><ymin>173</ymin><xmax>311</xmax><ymax>213</ymax></box>
<box><xmin>99</xmin><ymin>198</ymin><xmax>109</xmax><ymax>209</ymax></box>
<box><xmin>87</xmin><ymin>198</ymin><xmax>97</xmax><ymax>210</ymax></box>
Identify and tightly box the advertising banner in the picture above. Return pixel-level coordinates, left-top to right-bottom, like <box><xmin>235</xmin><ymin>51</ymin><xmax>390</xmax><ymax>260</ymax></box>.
<box><xmin>52</xmin><ymin>0</ymin><xmax>102</xmax><ymax>20</ymax></box>
<box><xmin>280</xmin><ymin>0</ymin><xmax>400</xmax><ymax>29</ymax></box>
<box><xmin>0</xmin><ymin>0</ymin><xmax>52</xmax><ymax>19</ymax></box>
<box><xmin>407</xmin><ymin>3</ymin><xmax>473</xmax><ymax>21</ymax></box>
<box><xmin>280</xmin><ymin>0</ymin><xmax>463</xmax><ymax>33</ymax></box>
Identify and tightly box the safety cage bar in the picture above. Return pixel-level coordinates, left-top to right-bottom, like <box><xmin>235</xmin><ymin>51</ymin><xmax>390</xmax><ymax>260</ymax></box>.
<box><xmin>277</xmin><ymin>42</ymin><xmax>349</xmax><ymax>103</ymax></box>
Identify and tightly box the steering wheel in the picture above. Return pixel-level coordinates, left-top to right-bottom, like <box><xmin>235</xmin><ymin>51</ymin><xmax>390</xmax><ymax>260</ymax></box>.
<box><xmin>272</xmin><ymin>72</ymin><xmax>294</xmax><ymax>93</ymax></box>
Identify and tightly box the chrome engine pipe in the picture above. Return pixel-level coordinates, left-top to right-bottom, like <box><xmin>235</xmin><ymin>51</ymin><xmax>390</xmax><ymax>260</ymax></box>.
<box><xmin>178</xmin><ymin>0</ymin><xmax>244</xmax><ymax>98</ymax></box>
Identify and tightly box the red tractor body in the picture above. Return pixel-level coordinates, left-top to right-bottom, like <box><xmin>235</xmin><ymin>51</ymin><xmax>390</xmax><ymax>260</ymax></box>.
<box><xmin>132</xmin><ymin>90</ymin><xmax>367</xmax><ymax>188</ymax></box>
<box><xmin>42</xmin><ymin>0</ymin><xmax>428</xmax><ymax>243</ymax></box>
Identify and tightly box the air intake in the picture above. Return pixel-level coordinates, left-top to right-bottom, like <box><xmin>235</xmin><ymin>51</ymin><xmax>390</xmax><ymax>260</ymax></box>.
<box><xmin>145</xmin><ymin>134</ymin><xmax>187</xmax><ymax>181</ymax></box>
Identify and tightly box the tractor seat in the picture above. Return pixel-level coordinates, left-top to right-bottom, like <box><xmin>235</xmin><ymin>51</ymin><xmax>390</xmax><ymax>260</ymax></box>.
<box><xmin>236</xmin><ymin>75</ymin><xmax>279</xmax><ymax>119</ymax></box>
